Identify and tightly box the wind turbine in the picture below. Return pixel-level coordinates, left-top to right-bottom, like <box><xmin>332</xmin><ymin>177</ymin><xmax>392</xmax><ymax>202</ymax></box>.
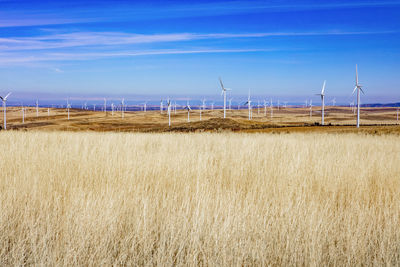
<box><xmin>104</xmin><ymin>98</ymin><xmax>107</xmax><ymax>114</ymax></box>
<box><xmin>352</xmin><ymin>65</ymin><xmax>364</xmax><ymax>128</ymax></box>
<box><xmin>257</xmin><ymin>100</ymin><xmax>260</xmax><ymax>115</ymax></box>
<box><xmin>211</xmin><ymin>102</ymin><xmax>214</xmax><ymax>111</ymax></box>
<box><xmin>143</xmin><ymin>102</ymin><xmax>147</xmax><ymax>112</ymax></box>
<box><xmin>263</xmin><ymin>100</ymin><xmax>268</xmax><ymax>116</ymax></box>
<box><xmin>200</xmin><ymin>98</ymin><xmax>206</xmax><ymax>121</ymax></box>
<box><xmin>277</xmin><ymin>100</ymin><xmax>280</xmax><ymax>110</ymax></box>
<box><xmin>167</xmin><ymin>99</ymin><xmax>172</xmax><ymax>126</ymax></box>
<box><xmin>121</xmin><ymin>98</ymin><xmax>125</xmax><ymax>118</ymax></box>
<box><xmin>22</xmin><ymin>105</ymin><xmax>25</xmax><ymax>124</ymax></box>
<box><xmin>160</xmin><ymin>99</ymin><xmax>163</xmax><ymax>114</ymax></box>
<box><xmin>270</xmin><ymin>99</ymin><xmax>273</xmax><ymax>118</ymax></box>
<box><xmin>228</xmin><ymin>98</ymin><xmax>233</xmax><ymax>111</ymax></box>
<box><xmin>309</xmin><ymin>100</ymin><xmax>313</xmax><ymax>118</ymax></box>
<box><xmin>111</xmin><ymin>103</ymin><xmax>114</xmax><ymax>116</ymax></box>
<box><xmin>183</xmin><ymin>101</ymin><xmax>192</xmax><ymax>122</ymax></box>
<box><xmin>66</xmin><ymin>99</ymin><xmax>71</xmax><ymax>120</ymax></box>
<box><xmin>331</xmin><ymin>98</ymin><xmax>336</xmax><ymax>106</ymax></box>
<box><xmin>219</xmin><ymin>77</ymin><xmax>231</xmax><ymax>119</ymax></box>
<box><xmin>0</xmin><ymin>92</ymin><xmax>11</xmax><ymax>130</ymax></box>
<box><xmin>174</xmin><ymin>101</ymin><xmax>177</xmax><ymax>114</ymax></box>
<box><xmin>47</xmin><ymin>107</ymin><xmax>50</xmax><ymax>116</ymax></box>
<box><xmin>93</xmin><ymin>104</ymin><xmax>96</xmax><ymax>111</ymax></box>
<box><xmin>36</xmin><ymin>99</ymin><xmax>39</xmax><ymax>117</ymax></box>
<box><xmin>243</xmin><ymin>90</ymin><xmax>252</xmax><ymax>120</ymax></box>
<box><xmin>316</xmin><ymin>80</ymin><xmax>326</xmax><ymax>125</ymax></box>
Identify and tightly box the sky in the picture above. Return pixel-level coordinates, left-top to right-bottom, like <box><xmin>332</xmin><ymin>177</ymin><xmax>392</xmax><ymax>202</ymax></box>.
<box><xmin>0</xmin><ymin>0</ymin><xmax>399</xmax><ymax>104</ymax></box>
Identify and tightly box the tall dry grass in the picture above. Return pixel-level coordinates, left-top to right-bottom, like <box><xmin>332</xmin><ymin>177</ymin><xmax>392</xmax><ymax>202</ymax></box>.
<box><xmin>0</xmin><ymin>131</ymin><xmax>400</xmax><ymax>266</ymax></box>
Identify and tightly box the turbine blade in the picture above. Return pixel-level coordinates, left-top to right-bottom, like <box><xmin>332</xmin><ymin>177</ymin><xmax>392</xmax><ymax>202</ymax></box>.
<box><xmin>321</xmin><ymin>80</ymin><xmax>326</xmax><ymax>95</ymax></box>
<box><xmin>4</xmin><ymin>92</ymin><xmax>11</xmax><ymax>100</ymax></box>
<box><xmin>219</xmin><ymin>77</ymin><xmax>224</xmax><ymax>90</ymax></box>
<box><xmin>352</xmin><ymin>86</ymin><xmax>357</xmax><ymax>95</ymax></box>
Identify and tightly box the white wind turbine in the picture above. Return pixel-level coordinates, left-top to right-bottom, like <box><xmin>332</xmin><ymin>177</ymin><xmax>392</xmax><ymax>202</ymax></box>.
<box><xmin>66</xmin><ymin>99</ymin><xmax>71</xmax><ymax>120</ymax></box>
<box><xmin>243</xmin><ymin>90</ymin><xmax>252</xmax><ymax>120</ymax></box>
<box><xmin>93</xmin><ymin>104</ymin><xmax>96</xmax><ymax>111</ymax></box>
<box><xmin>264</xmin><ymin>99</ymin><xmax>268</xmax><ymax>116</ymax></box>
<box><xmin>36</xmin><ymin>99</ymin><xmax>39</xmax><ymax>117</ymax></box>
<box><xmin>277</xmin><ymin>100</ymin><xmax>280</xmax><ymax>110</ymax></box>
<box><xmin>219</xmin><ymin>77</ymin><xmax>231</xmax><ymax>119</ymax></box>
<box><xmin>143</xmin><ymin>102</ymin><xmax>147</xmax><ymax>112</ymax></box>
<box><xmin>121</xmin><ymin>98</ymin><xmax>125</xmax><ymax>118</ymax></box>
<box><xmin>316</xmin><ymin>80</ymin><xmax>326</xmax><ymax>125</ymax></box>
<box><xmin>183</xmin><ymin>101</ymin><xmax>192</xmax><ymax>122</ymax></box>
<box><xmin>1</xmin><ymin>92</ymin><xmax>11</xmax><ymax>130</ymax></box>
<box><xmin>103</xmin><ymin>98</ymin><xmax>107</xmax><ymax>114</ymax></box>
<box><xmin>22</xmin><ymin>105</ymin><xmax>25</xmax><ymax>124</ymax></box>
<box><xmin>167</xmin><ymin>99</ymin><xmax>172</xmax><ymax>126</ymax></box>
<box><xmin>309</xmin><ymin>100</ymin><xmax>313</xmax><ymax>118</ymax></box>
<box><xmin>352</xmin><ymin>65</ymin><xmax>364</xmax><ymax>128</ymax></box>
<box><xmin>211</xmin><ymin>102</ymin><xmax>214</xmax><ymax>111</ymax></box>
<box><xmin>200</xmin><ymin>98</ymin><xmax>206</xmax><ymax>121</ymax></box>
<box><xmin>228</xmin><ymin>98</ymin><xmax>233</xmax><ymax>110</ymax></box>
<box><xmin>331</xmin><ymin>97</ymin><xmax>336</xmax><ymax>106</ymax></box>
<box><xmin>160</xmin><ymin>99</ymin><xmax>163</xmax><ymax>114</ymax></box>
<box><xmin>270</xmin><ymin>98</ymin><xmax>273</xmax><ymax>118</ymax></box>
<box><xmin>257</xmin><ymin>100</ymin><xmax>260</xmax><ymax>115</ymax></box>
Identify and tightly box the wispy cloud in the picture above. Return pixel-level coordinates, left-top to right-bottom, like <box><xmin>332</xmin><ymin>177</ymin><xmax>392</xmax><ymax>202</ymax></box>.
<box><xmin>0</xmin><ymin>48</ymin><xmax>273</xmax><ymax>65</ymax></box>
<box><xmin>0</xmin><ymin>30</ymin><xmax>395</xmax><ymax>51</ymax></box>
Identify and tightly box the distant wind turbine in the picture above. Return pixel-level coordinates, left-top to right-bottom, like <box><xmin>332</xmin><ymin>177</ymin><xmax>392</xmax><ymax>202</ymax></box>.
<box><xmin>331</xmin><ymin>98</ymin><xmax>336</xmax><ymax>106</ymax></box>
<box><xmin>270</xmin><ymin>99</ymin><xmax>273</xmax><ymax>118</ymax></box>
<box><xmin>183</xmin><ymin>101</ymin><xmax>192</xmax><ymax>122</ymax></box>
<box><xmin>36</xmin><ymin>99</ymin><xmax>39</xmax><ymax>117</ymax></box>
<box><xmin>0</xmin><ymin>92</ymin><xmax>11</xmax><ymax>130</ymax></box>
<box><xmin>93</xmin><ymin>104</ymin><xmax>96</xmax><ymax>111</ymax></box>
<box><xmin>264</xmin><ymin>100</ymin><xmax>268</xmax><ymax>116</ymax></box>
<box><xmin>219</xmin><ymin>77</ymin><xmax>231</xmax><ymax>119</ymax></box>
<box><xmin>104</xmin><ymin>98</ymin><xmax>107</xmax><ymax>114</ymax></box>
<box><xmin>21</xmin><ymin>104</ymin><xmax>25</xmax><ymax>124</ymax></box>
<box><xmin>167</xmin><ymin>99</ymin><xmax>172</xmax><ymax>126</ymax></box>
<box><xmin>111</xmin><ymin>103</ymin><xmax>115</xmax><ymax>116</ymax></box>
<box><xmin>257</xmin><ymin>100</ymin><xmax>260</xmax><ymax>115</ymax></box>
<box><xmin>66</xmin><ymin>99</ymin><xmax>71</xmax><ymax>120</ymax></box>
<box><xmin>200</xmin><ymin>98</ymin><xmax>206</xmax><ymax>121</ymax></box>
<box><xmin>243</xmin><ymin>90</ymin><xmax>252</xmax><ymax>120</ymax></box>
<box><xmin>352</xmin><ymin>65</ymin><xmax>364</xmax><ymax>128</ymax></box>
<box><xmin>228</xmin><ymin>98</ymin><xmax>233</xmax><ymax>111</ymax></box>
<box><xmin>121</xmin><ymin>98</ymin><xmax>125</xmax><ymax>118</ymax></box>
<box><xmin>309</xmin><ymin>100</ymin><xmax>313</xmax><ymax>118</ymax></box>
<box><xmin>316</xmin><ymin>80</ymin><xmax>326</xmax><ymax>125</ymax></box>
<box><xmin>160</xmin><ymin>99</ymin><xmax>163</xmax><ymax>114</ymax></box>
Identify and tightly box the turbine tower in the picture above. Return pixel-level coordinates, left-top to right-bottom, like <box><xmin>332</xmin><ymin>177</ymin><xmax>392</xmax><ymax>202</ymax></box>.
<box><xmin>309</xmin><ymin>100</ymin><xmax>313</xmax><ymax>118</ymax></box>
<box><xmin>160</xmin><ymin>99</ymin><xmax>163</xmax><ymax>114</ymax></box>
<box><xmin>316</xmin><ymin>80</ymin><xmax>326</xmax><ymax>125</ymax></box>
<box><xmin>0</xmin><ymin>92</ymin><xmax>11</xmax><ymax>130</ymax></box>
<box><xmin>352</xmin><ymin>65</ymin><xmax>364</xmax><ymax>128</ymax></box>
<box><xmin>103</xmin><ymin>98</ymin><xmax>107</xmax><ymax>114</ymax></box>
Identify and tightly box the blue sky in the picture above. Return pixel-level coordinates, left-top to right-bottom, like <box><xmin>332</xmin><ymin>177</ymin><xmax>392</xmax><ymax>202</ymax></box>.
<box><xmin>0</xmin><ymin>0</ymin><xmax>399</xmax><ymax>104</ymax></box>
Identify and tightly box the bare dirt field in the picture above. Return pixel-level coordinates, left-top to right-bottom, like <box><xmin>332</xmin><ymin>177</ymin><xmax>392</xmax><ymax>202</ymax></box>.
<box><xmin>2</xmin><ymin>106</ymin><xmax>400</xmax><ymax>134</ymax></box>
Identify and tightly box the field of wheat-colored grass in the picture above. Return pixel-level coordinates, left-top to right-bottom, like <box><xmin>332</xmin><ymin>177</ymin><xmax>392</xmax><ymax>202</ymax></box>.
<box><xmin>1</xmin><ymin>131</ymin><xmax>400</xmax><ymax>265</ymax></box>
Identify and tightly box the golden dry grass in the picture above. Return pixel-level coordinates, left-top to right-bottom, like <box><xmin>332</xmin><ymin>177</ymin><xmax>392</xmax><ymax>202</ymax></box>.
<box><xmin>2</xmin><ymin>106</ymin><xmax>400</xmax><ymax>133</ymax></box>
<box><xmin>1</xmin><ymin>131</ymin><xmax>400</xmax><ymax>265</ymax></box>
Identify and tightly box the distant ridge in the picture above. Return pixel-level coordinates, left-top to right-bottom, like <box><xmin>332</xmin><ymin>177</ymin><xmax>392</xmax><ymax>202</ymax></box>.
<box><xmin>361</xmin><ymin>103</ymin><xmax>400</xmax><ymax>107</ymax></box>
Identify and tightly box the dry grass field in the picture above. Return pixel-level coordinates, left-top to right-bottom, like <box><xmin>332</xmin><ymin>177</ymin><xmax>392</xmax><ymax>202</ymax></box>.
<box><xmin>2</xmin><ymin>106</ymin><xmax>400</xmax><ymax>134</ymax></box>
<box><xmin>1</xmin><ymin>131</ymin><xmax>400</xmax><ymax>265</ymax></box>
